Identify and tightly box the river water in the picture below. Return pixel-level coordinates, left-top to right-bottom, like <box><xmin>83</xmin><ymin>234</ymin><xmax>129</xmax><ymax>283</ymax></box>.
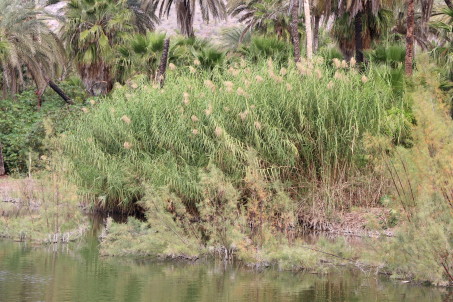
<box><xmin>0</xmin><ymin>234</ymin><xmax>451</xmax><ymax>302</ymax></box>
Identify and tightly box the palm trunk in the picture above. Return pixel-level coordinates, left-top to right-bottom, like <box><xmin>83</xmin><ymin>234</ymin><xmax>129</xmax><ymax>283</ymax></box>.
<box><xmin>2</xmin><ymin>65</ymin><xmax>9</xmax><ymax>99</ymax></box>
<box><xmin>80</xmin><ymin>62</ymin><xmax>112</xmax><ymax>96</ymax></box>
<box><xmin>303</xmin><ymin>0</ymin><xmax>313</xmax><ymax>59</ymax></box>
<box><xmin>26</xmin><ymin>62</ymin><xmax>46</xmax><ymax>108</ymax></box>
<box><xmin>405</xmin><ymin>0</ymin><xmax>415</xmax><ymax>76</ymax></box>
<box><xmin>177</xmin><ymin>0</ymin><xmax>194</xmax><ymax>37</ymax></box>
<box><xmin>0</xmin><ymin>144</ymin><xmax>5</xmax><ymax>176</ymax></box>
<box><xmin>313</xmin><ymin>15</ymin><xmax>320</xmax><ymax>54</ymax></box>
<box><xmin>290</xmin><ymin>0</ymin><xmax>301</xmax><ymax>62</ymax></box>
<box><xmin>48</xmin><ymin>80</ymin><xmax>73</xmax><ymax>104</ymax></box>
<box><xmin>11</xmin><ymin>69</ymin><xmax>17</xmax><ymax>99</ymax></box>
<box><xmin>445</xmin><ymin>0</ymin><xmax>453</xmax><ymax>10</ymax></box>
<box><xmin>420</xmin><ymin>0</ymin><xmax>434</xmax><ymax>38</ymax></box>
<box><xmin>2</xmin><ymin>82</ymin><xmax>7</xmax><ymax>100</ymax></box>
<box><xmin>156</xmin><ymin>38</ymin><xmax>170</xmax><ymax>88</ymax></box>
<box><xmin>354</xmin><ymin>11</ymin><xmax>364</xmax><ymax>64</ymax></box>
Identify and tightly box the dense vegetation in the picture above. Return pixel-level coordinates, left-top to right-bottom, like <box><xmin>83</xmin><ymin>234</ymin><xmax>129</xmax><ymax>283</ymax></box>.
<box><xmin>0</xmin><ymin>0</ymin><xmax>452</xmax><ymax>287</ymax></box>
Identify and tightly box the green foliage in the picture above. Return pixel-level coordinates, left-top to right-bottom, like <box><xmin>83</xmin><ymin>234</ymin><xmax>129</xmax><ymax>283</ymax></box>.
<box><xmin>264</xmin><ymin>245</ymin><xmax>319</xmax><ymax>271</ymax></box>
<box><xmin>63</xmin><ymin>0</ymin><xmax>156</xmax><ymax>65</ymax></box>
<box><xmin>0</xmin><ymin>83</ymin><xmax>84</xmax><ymax>174</ymax></box>
<box><xmin>0</xmin><ymin>0</ymin><xmax>65</xmax><ymax>96</ymax></box>
<box><xmin>430</xmin><ymin>7</ymin><xmax>453</xmax><ymax>86</ymax></box>
<box><xmin>115</xmin><ymin>32</ymin><xmax>166</xmax><ymax>82</ymax></box>
<box><xmin>365</xmin><ymin>44</ymin><xmax>406</xmax><ymax>67</ymax></box>
<box><xmin>240</xmin><ymin>36</ymin><xmax>291</xmax><ymax>64</ymax></box>
<box><xmin>319</xmin><ymin>46</ymin><xmax>345</xmax><ymax>64</ymax></box>
<box><xmin>167</xmin><ymin>37</ymin><xmax>225</xmax><ymax>71</ymax></box>
<box><xmin>365</xmin><ymin>71</ymin><xmax>453</xmax><ymax>285</ymax></box>
<box><xmin>218</xmin><ymin>26</ymin><xmax>252</xmax><ymax>51</ymax></box>
<box><xmin>384</xmin><ymin>195</ymin><xmax>452</xmax><ymax>285</ymax></box>
<box><xmin>100</xmin><ymin>194</ymin><xmax>201</xmax><ymax>258</ymax></box>
<box><xmin>228</xmin><ymin>0</ymin><xmax>289</xmax><ymax>38</ymax></box>
<box><xmin>192</xmin><ymin>47</ymin><xmax>225</xmax><ymax>71</ymax></box>
<box><xmin>197</xmin><ymin>164</ymin><xmax>244</xmax><ymax>249</ymax></box>
<box><xmin>62</xmin><ymin>0</ymin><xmax>157</xmax><ymax>92</ymax></box>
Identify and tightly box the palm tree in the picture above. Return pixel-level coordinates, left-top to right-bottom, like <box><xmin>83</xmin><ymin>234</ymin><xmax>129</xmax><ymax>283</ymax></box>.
<box><xmin>312</xmin><ymin>0</ymin><xmax>333</xmax><ymax>53</ymax></box>
<box><xmin>346</xmin><ymin>0</ymin><xmax>395</xmax><ymax>64</ymax></box>
<box><xmin>62</xmin><ymin>0</ymin><xmax>157</xmax><ymax>95</ymax></box>
<box><xmin>230</xmin><ymin>0</ymin><xmax>311</xmax><ymax>60</ymax></box>
<box><xmin>115</xmin><ymin>32</ymin><xmax>166</xmax><ymax>83</ymax></box>
<box><xmin>159</xmin><ymin>0</ymin><xmax>227</xmax><ymax>37</ymax></box>
<box><xmin>331</xmin><ymin>0</ymin><xmax>396</xmax><ymax>62</ymax></box>
<box><xmin>228</xmin><ymin>0</ymin><xmax>289</xmax><ymax>40</ymax></box>
<box><xmin>0</xmin><ymin>0</ymin><xmax>65</xmax><ymax>100</ymax></box>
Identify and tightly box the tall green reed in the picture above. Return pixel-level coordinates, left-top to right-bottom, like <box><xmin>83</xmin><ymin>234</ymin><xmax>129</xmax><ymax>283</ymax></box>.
<box><xmin>61</xmin><ymin>58</ymin><xmax>406</xmax><ymax>213</ymax></box>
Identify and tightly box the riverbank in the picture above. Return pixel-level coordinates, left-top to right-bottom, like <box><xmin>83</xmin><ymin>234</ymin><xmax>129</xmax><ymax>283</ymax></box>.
<box><xmin>0</xmin><ymin>178</ymin><xmax>450</xmax><ymax>286</ymax></box>
<box><xmin>0</xmin><ymin>175</ymin><xmax>88</xmax><ymax>243</ymax></box>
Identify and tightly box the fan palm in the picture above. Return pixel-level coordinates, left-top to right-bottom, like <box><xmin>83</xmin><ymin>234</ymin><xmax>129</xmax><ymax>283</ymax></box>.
<box><xmin>159</xmin><ymin>0</ymin><xmax>227</xmax><ymax>37</ymax></box>
<box><xmin>331</xmin><ymin>0</ymin><xmax>397</xmax><ymax>62</ymax></box>
<box><xmin>0</xmin><ymin>0</ymin><xmax>65</xmax><ymax>100</ymax></box>
<box><xmin>115</xmin><ymin>32</ymin><xmax>166</xmax><ymax>82</ymax></box>
<box><xmin>62</xmin><ymin>0</ymin><xmax>158</xmax><ymax>95</ymax></box>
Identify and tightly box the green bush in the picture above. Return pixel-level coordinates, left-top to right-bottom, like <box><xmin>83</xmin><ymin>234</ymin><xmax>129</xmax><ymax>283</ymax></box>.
<box><xmin>240</xmin><ymin>36</ymin><xmax>291</xmax><ymax>65</ymax></box>
<box><xmin>0</xmin><ymin>80</ymin><xmax>85</xmax><ymax>174</ymax></box>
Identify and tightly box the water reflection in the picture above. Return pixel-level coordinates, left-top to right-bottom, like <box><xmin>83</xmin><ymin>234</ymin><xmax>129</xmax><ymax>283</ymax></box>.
<box><xmin>0</xmin><ymin>239</ymin><xmax>451</xmax><ymax>302</ymax></box>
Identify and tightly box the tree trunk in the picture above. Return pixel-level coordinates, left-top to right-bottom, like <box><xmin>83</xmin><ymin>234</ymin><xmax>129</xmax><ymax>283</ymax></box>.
<box><xmin>11</xmin><ymin>68</ymin><xmax>17</xmax><ymax>99</ymax></box>
<box><xmin>156</xmin><ymin>38</ymin><xmax>170</xmax><ymax>88</ymax></box>
<box><xmin>177</xmin><ymin>0</ymin><xmax>195</xmax><ymax>38</ymax></box>
<box><xmin>290</xmin><ymin>0</ymin><xmax>301</xmax><ymax>62</ymax></box>
<box><xmin>303</xmin><ymin>0</ymin><xmax>313</xmax><ymax>60</ymax></box>
<box><xmin>0</xmin><ymin>144</ymin><xmax>5</xmax><ymax>176</ymax></box>
<box><xmin>445</xmin><ymin>0</ymin><xmax>453</xmax><ymax>10</ymax></box>
<box><xmin>313</xmin><ymin>15</ymin><xmax>321</xmax><ymax>54</ymax></box>
<box><xmin>48</xmin><ymin>80</ymin><xmax>73</xmax><ymax>104</ymax></box>
<box><xmin>420</xmin><ymin>0</ymin><xmax>434</xmax><ymax>38</ymax></box>
<box><xmin>405</xmin><ymin>0</ymin><xmax>415</xmax><ymax>76</ymax></box>
<box><xmin>2</xmin><ymin>81</ymin><xmax>7</xmax><ymax>100</ymax></box>
<box><xmin>354</xmin><ymin>11</ymin><xmax>364</xmax><ymax>64</ymax></box>
<box><xmin>79</xmin><ymin>62</ymin><xmax>112</xmax><ymax>96</ymax></box>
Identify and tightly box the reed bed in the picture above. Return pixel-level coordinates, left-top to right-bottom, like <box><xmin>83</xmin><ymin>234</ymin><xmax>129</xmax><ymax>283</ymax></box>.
<box><xmin>62</xmin><ymin>58</ymin><xmax>407</xmax><ymax>217</ymax></box>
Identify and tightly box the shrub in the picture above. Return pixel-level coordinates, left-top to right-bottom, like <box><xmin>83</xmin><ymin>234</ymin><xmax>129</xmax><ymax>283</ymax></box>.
<box><xmin>0</xmin><ymin>84</ymin><xmax>84</xmax><ymax>174</ymax></box>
